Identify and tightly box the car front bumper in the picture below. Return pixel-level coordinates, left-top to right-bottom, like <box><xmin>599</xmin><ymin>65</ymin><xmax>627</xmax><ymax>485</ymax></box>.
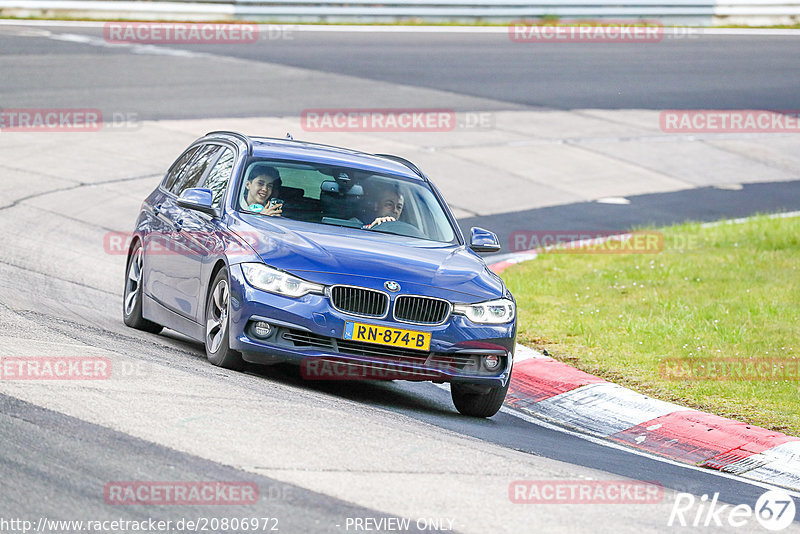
<box><xmin>227</xmin><ymin>264</ymin><xmax>516</xmax><ymax>387</ymax></box>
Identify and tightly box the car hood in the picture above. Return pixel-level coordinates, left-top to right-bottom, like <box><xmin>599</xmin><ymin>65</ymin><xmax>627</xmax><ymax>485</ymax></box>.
<box><xmin>229</xmin><ymin>214</ymin><xmax>505</xmax><ymax>301</ymax></box>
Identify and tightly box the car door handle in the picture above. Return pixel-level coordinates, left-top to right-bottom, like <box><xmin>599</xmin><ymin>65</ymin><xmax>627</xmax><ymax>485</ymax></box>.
<box><xmin>174</xmin><ymin>220</ymin><xmax>184</xmax><ymax>232</ymax></box>
<box><xmin>153</xmin><ymin>203</ymin><xmax>162</xmax><ymax>216</ymax></box>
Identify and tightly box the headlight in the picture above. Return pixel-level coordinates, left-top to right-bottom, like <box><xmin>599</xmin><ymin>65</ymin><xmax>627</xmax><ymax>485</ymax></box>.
<box><xmin>453</xmin><ymin>298</ymin><xmax>515</xmax><ymax>324</ymax></box>
<box><xmin>241</xmin><ymin>263</ymin><xmax>324</xmax><ymax>298</ymax></box>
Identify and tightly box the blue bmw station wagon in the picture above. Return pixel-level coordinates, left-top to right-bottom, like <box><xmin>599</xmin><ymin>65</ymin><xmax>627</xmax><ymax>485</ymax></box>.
<box><xmin>123</xmin><ymin>131</ymin><xmax>516</xmax><ymax>417</ymax></box>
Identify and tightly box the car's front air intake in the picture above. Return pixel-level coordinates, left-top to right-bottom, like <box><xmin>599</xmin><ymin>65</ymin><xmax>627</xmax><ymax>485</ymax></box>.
<box><xmin>393</xmin><ymin>295</ymin><xmax>450</xmax><ymax>325</ymax></box>
<box><xmin>329</xmin><ymin>285</ymin><xmax>389</xmax><ymax>318</ymax></box>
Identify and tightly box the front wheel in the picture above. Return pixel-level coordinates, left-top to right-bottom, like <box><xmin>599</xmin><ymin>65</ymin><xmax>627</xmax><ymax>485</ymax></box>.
<box><xmin>205</xmin><ymin>268</ymin><xmax>244</xmax><ymax>370</ymax></box>
<box><xmin>451</xmin><ymin>380</ymin><xmax>510</xmax><ymax>418</ymax></box>
<box><xmin>122</xmin><ymin>241</ymin><xmax>162</xmax><ymax>334</ymax></box>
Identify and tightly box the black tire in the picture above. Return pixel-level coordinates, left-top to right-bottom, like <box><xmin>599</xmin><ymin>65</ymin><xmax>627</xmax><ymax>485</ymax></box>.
<box><xmin>451</xmin><ymin>379</ymin><xmax>510</xmax><ymax>418</ymax></box>
<box><xmin>205</xmin><ymin>268</ymin><xmax>245</xmax><ymax>370</ymax></box>
<box><xmin>122</xmin><ymin>240</ymin><xmax>163</xmax><ymax>334</ymax></box>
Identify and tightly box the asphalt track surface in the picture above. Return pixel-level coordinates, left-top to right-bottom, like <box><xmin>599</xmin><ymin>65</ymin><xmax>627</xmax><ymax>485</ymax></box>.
<box><xmin>463</xmin><ymin>179</ymin><xmax>800</xmax><ymax>254</ymax></box>
<box><xmin>1</xmin><ymin>22</ymin><xmax>800</xmax><ymax>533</ymax></box>
<box><xmin>2</xmin><ymin>25</ymin><xmax>800</xmax><ymax>115</ymax></box>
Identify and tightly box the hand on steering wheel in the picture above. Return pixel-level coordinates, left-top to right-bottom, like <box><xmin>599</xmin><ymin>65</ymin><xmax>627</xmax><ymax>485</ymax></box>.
<box><xmin>365</xmin><ymin>216</ymin><xmax>396</xmax><ymax>229</ymax></box>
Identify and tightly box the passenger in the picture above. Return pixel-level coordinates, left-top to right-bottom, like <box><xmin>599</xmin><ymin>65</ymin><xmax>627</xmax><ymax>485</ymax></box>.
<box><xmin>362</xmin><ymin>183</ymin><xmax>404</xmax><ymax>229</ymax></box>
<box><xmin>244</xmin><ymin>166</ymin><xmax>283</xmax><ymax>217</ymax></box>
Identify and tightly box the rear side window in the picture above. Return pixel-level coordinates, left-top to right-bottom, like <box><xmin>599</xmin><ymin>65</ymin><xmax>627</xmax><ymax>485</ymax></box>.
<box><xmin>169</xmin><ymin>144</ymin><xmax>224</xmax><ymax>196</ymax></box>
<box><xmin>162</xmin><ymin>146</ymin><xmax>199</xmax><ymax>192</ymax></box>
<box><xmin>202</xmin><ymin>147</ymin><xmax>235</xmax><ymax>208</ymax></box>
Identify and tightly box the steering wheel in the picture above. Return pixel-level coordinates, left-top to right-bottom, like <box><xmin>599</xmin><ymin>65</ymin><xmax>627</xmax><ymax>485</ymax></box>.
<box><xmin>370</xmin><ymin>220</ymin><xmax>426</xmax><ymax>239</ymax></box>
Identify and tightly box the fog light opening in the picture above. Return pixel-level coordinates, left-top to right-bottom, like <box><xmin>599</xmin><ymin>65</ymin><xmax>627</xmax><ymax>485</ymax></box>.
<box><xmin>483</xmin><ymin>354</ymin><xmax>501</xmax><ymax>370</ymax></box>
<box><xmin>251</xmin><ymin>321</ymin><xmax>273</xmax><ymax>339</ymax></box>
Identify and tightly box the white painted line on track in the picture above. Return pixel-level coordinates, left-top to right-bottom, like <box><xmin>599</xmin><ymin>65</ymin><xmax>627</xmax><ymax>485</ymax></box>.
<box><xmin>713</xmin><ymin>183</ymin><xmax>745</xmax><ymax>190</ymax></box>
<box><xmin>596</xmin><ymin>196</ymin><xmax>631</xmax><ymax>205</ymax></box>
<box><xmin>48</xmin><ymin>31</ymin><xmax>210</xmax><ymax>57</ymax></box>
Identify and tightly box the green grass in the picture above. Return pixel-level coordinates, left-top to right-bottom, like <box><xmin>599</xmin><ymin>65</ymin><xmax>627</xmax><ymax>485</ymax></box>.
<box><xmin>502</xmin><ymin>215</ymin><xmax>800</xmax><ymax>435</ymax></box>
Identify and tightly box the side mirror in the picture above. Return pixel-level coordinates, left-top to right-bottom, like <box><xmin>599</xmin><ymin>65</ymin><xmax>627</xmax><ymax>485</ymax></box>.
<box><xmin>469</xmin><ymin>227</ymin><xmax>501</xmax><ymax>253</ymax></box>
<box><xmin>177</xmin><ymin>188</ymin><xmax>216</xmax><ymax>216</ymax></box>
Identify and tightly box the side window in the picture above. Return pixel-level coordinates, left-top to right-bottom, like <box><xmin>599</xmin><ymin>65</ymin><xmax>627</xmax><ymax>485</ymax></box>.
<box><xmin>202</xmin><ymin>147</ymin><xmax>235</xmax><ymax>208</ymax></box>
<box><xmin>169</xmin><ymin>144</ymin><xmax>223</xmax><ymax>196</ymax></box>
<box><xmin>163</xmin><ymin>146</ymin><xmax>199</xmax><ymax>192</ymax></box>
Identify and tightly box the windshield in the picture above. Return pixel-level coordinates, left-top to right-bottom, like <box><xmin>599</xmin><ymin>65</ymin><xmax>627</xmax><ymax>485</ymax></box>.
<box><xmin>237</xmin><ymin>159</ymin><xmax>458</xmax><ymax>244</ymax></box>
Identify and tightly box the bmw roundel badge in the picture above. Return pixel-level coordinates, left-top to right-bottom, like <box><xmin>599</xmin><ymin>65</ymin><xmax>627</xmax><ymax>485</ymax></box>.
<box><xmin>384</xmin><ymin>281</ymin><xmax>400</xmax><ymax>292</ymax></box>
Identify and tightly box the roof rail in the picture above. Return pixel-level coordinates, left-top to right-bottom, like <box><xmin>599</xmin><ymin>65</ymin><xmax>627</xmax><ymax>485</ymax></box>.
<box><xmin>205</xmin><ymin>130</ymin><xmax>253</xmax><ymax>156</ymax></box>
<box><xmin>374</xmin><ymin>154</ymin><xmax>424</xmax><ymax>178</ymax></box>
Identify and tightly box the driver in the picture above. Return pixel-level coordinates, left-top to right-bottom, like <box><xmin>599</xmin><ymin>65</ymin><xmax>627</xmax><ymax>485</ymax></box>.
<box><xmin>362</xmin><ymin>183</ymin><xmax>403</xmax><ymax>229</ymax></box>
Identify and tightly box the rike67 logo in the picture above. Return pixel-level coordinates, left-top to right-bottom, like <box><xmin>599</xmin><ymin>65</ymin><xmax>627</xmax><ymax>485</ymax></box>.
<box><xmin>669</xmin><ymin>489</ymin><xmax>796</xmax><ymax>531</ymax></box>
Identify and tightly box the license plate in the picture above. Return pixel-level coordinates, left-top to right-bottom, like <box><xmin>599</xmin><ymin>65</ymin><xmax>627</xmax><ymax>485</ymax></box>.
<box><xmin>343</xmin><ymin>321</ymin><xmax>430</xmax><ymax>352</ymax></box>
